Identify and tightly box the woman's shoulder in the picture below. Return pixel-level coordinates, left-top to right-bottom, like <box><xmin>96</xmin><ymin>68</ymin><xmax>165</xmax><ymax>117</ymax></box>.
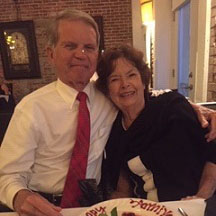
<box><xmin>149</xmin><ymin>90</ymin><xmax>187</xmax><ymax>106</ymax></box>
<box><xmin>148</xmin><ymin>90</ymin><xmax>195</xmax><ymax>121</ymax></box>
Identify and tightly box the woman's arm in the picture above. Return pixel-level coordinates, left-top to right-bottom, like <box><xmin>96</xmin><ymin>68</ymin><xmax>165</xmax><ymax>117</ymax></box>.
<box><xmin>197</xmin><ymin>162</ymin><xmax>216</xmax><ymax>198</ymax></box>
<box><xmin>182</xmin><ymin>162</ymin><xmax>216</xmax><ymax>200</ymax></box>
<box><xmin>151</xmin><ymin>90</ymin><xmax>216</xmax><ymax>141</ymax></box>
<box><xmin>109</xmin><ymin>169</ymin><xmax>133</xmax><ymax>199</ymax></box>
<box><xmin>139</xmin><ymin>92</ymin><xmax>216</xmax><ymax>200</ymax></box>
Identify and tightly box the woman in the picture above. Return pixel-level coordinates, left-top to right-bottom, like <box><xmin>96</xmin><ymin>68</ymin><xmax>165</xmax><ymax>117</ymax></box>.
<box><xmin>96</xmin><ymin>44</ymin><xmax>216</xmax><ymax>202</ymax></box>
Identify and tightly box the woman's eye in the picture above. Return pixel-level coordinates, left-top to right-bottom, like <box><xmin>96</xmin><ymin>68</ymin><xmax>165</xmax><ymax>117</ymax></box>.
<box><xmin>109</xmin><ymin>78</ymin><xmax>119</xmax><ymax>83</ymax></box>
<box><xmin>110</xmin><ymin>79</ymin><xmax>117</xmax><ymax>82</ymax></box>
<box><xmin>129</xmin><ymin>73</ymin><xmax>136</xmax><ymax>77</ymax></box>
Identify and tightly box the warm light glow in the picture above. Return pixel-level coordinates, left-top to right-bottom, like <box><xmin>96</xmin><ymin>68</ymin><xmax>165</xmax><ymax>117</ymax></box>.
<box><xmin>140</xmin><ymin>0</ymin><xmax>153</xmax><ymax>25</ymax></box>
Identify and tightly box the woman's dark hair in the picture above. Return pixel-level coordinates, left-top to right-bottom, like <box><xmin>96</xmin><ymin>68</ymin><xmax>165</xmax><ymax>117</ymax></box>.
<box><xmin>96</xmin><ymin>44</ymin><xmax>151</xmax><ymax>101</ymax></box>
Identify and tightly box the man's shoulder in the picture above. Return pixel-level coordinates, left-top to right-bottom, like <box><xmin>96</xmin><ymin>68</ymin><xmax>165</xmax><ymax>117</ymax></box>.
<box><xmin>17</xmin><ymin>81</ymin><xmax>57</xmax><ymax>108</ymax></box>
<box><xmin>90</xmin><ymin>81</ymin><xmax>112</xmax><ymax>105</ymax></box>
<box><xmin>89</xmin><ymin>80</ymin><xmax>117</xmax><ymax>115</ymax></box>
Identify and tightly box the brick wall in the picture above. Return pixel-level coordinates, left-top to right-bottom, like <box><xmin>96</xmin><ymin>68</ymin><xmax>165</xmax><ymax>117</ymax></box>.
<box><xmin>0</xmin><ymin>0</ymin><xmax>132</xmax><ymax>103</ymax></box>
<box><xmin>208</xmin><ymin>0</ymin><xmax>216</xmax><ymax>101</ymax></box>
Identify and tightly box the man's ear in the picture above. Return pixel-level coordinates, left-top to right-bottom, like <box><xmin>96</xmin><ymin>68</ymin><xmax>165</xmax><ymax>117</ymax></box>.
<box><xmin>47</xmin><ymin>46</ymin><xmax>54</xmax><ymax>64</ymax></box>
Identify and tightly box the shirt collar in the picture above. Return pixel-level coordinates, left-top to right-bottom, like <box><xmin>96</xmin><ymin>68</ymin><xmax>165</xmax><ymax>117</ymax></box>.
<box><xmin>56</xmin><ymin>79</ymin><xmax>93</xmax><ymax>109</ymax></box>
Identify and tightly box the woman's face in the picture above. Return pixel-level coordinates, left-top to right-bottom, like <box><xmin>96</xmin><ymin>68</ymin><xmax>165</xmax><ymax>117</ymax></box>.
<box><xmin>108</xmin><ymin>57</ymin><xmax>145</xmax><ymax>111</ymax></box>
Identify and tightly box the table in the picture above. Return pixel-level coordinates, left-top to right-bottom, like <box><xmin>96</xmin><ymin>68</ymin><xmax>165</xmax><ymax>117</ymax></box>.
<box><xmin>161</xmin><ymin>199</ymin><xmax>205</xmax><ymax>216</ymax></box>
<box><xmin>0</xmin><ymin>199</ymin><xmax>206</xmax><ymax>216</ymax></box>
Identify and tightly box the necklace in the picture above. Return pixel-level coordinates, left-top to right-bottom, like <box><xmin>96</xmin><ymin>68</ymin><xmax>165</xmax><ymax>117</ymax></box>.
<box><xmin>121</xmin><ymin>117</ymin><xmax>134</xmax><ymax>130</ymax></box>
<box><xmin>121</xmin><ymin>117</ymin><xmax>127</xmax><ymax>130</ymax></box>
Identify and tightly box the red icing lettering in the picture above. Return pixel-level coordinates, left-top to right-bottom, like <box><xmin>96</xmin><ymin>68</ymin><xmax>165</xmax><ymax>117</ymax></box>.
<box><xmin>85</xmin><ymin>206</ymin><xmax>106</xmax><ymax>216</ymax></box>
<box><xmin>129</xmin><ymin>199</ymin><xmax>173</xmax><ymax>216</ymax></box>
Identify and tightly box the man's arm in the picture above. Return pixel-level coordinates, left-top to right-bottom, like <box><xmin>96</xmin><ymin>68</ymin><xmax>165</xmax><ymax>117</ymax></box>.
<box><xmin>13</xmin><ymin>190</ymin><xmax>62</xmax><ymax>216</ymax></box>
<box><xmin>0</xmin><ymin>108</ymin><xmax>35</xmax><ymax>209</ymax></box>
<box><xmin>0</xmin><ymin>108</ymin><xmax>62</xmax><ymax>216</ymax></box>
<box><xmin>190</xmin><ymin>103</ymin><xmax>216</xmax><ymax>142</ymax></box>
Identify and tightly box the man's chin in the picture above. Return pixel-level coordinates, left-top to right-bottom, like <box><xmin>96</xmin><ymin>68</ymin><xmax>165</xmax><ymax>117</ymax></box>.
<box><xmin>76</xmin><ymin>82</ymin><xmax>87</xmax><ymax>91</ymax></box>
<box><xmin>68</xmin><ymin>80</ymin><xmax>89</xmax><ymax>91</ymax></box>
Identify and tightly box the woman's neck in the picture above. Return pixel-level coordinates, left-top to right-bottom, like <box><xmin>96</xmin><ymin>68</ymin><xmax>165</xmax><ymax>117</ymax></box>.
<box><xmin>122</xmin><ymin>101</ymin><xmax>145</xmax><ymax>129</ymax></box>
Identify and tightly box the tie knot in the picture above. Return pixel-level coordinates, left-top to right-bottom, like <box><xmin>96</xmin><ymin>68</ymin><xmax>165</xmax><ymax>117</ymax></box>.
<box><xmin>77</xmin><ymin>92</ymin><xmax>87</xmax><ymax>102</ymax></box>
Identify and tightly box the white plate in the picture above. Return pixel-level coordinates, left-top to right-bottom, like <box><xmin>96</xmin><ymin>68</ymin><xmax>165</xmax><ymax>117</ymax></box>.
<box><xmin>80</xmin><ymin>198</ymin><xmax>174</xmax><ymax>216</ymax></box>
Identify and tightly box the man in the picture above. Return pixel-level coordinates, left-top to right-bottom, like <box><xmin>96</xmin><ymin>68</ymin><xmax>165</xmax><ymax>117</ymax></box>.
<box><xmin>0</xmin><ymin>9</ymin><xmax>116</xmax><ymax>216</ymax></box>
<box><xmin>0</xmin><ymin>9</ymin><xmax>215</xmax><ymax>216</ymax></box>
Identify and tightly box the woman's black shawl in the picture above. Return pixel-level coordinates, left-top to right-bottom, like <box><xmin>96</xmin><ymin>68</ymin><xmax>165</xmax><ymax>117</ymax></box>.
<box><xmin>101</xmin><ymin>91</ymin><xmax>216</xmax><ymax>201</ymax></box>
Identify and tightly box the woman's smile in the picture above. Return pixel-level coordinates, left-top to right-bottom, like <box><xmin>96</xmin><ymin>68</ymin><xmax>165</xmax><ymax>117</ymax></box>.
<box><xmin>120</xmin><ymin>91</ymin><xmax>135</xmax><ymax>97</ymax></box>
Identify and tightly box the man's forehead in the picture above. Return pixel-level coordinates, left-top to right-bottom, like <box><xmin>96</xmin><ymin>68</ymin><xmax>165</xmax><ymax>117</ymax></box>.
<box><xmin>58</xmin><ymin>19</ymin><xmax>96</xmax><ymax>34</ymax></box>
<box><xmin>57</xmin><ymin>19</ymin><xmax>97</xmax><ymax>43</ymax></box>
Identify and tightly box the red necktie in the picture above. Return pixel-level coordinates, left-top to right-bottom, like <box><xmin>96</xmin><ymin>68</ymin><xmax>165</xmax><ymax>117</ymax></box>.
<box><xmin>60</xmin><ymin>92</ymin><xmax>90</xmax><ymax>208</ymax></box>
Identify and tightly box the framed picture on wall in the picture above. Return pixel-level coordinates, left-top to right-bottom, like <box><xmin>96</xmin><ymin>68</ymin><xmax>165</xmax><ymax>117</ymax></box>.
<box><xmin>0</xmin><ymin>20</ymin><xmax>41</xmax><ymax>80</ymax></box>
<box><xmin>93</xmin><ymin>16</ymin><xmax>105</xmax><ymax>53</ymax></box>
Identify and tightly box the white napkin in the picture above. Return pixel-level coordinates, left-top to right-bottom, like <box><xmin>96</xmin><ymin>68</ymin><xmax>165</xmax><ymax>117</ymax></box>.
<box><xmin>0</xmin><ymin>95</ymin><xmax>9</xmax><ymax>102</ymax></box>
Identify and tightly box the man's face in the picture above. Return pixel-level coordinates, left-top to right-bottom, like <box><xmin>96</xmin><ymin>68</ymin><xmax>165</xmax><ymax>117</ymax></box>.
<box><xmin>49</xmin><ymin>19</ymin><xmax>99</xmax><ymax>91</ymax></box>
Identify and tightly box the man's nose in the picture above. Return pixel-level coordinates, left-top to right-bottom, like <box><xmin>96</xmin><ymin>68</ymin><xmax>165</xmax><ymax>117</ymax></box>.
<box><xmin>74</xmin><ymin>48</ymin><xmax>86</xmax><ymax>58</ymax></box>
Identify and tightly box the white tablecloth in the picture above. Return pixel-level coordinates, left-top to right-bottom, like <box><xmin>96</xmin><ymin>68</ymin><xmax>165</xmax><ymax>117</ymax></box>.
<box><xmin>162</xmin><ymin>199</ymin><xmax>205</xmax><ymax>216</ymax></box>
<box><xmin>0</xmin><ymin>199</ymin><xmax>206</xmax><ymax>216</ymax></box>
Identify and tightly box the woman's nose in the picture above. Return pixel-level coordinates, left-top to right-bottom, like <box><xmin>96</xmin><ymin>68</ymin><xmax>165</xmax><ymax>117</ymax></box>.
<box><xmin>120</xmin><ymin>77</ymin><xmax>129</xmax><ymax>88</ymax></box>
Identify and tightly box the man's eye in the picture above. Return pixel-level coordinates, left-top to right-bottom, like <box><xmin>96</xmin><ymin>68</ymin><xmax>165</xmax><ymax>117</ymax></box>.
<box><xmin>84</xmin><ymin>45</ymin><xmax>97</xmax><ymax>52</ymax></box>
<box><xmin>64</xmin><ymin>44</ymin><xmax>76</xmax><ymax>50</ymax></box>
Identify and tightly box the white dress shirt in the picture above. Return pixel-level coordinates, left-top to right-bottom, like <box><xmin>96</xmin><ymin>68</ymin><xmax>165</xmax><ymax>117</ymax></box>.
<box><xmin>0</xmin><ymin>79</ymin><xmax>117</xmax><ymax>209</ymax></box>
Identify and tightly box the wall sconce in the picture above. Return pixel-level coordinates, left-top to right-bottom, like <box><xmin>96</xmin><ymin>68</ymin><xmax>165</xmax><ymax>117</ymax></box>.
<box><xmin>140</xmin><ymin>0</ymin><xmax>154</xmax><ymax>88</ymax></box>
<box><xmin>140</xmin><ymin>0</ymin><xmax>153</xmax><ymax>26</ymax></box>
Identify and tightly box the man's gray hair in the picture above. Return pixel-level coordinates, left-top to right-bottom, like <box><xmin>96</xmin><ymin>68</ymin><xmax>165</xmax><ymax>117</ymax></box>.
<box><xmin>47</xmin><ymin>9</ymin><xmax>100</xmax><ymax>48</ymax></box>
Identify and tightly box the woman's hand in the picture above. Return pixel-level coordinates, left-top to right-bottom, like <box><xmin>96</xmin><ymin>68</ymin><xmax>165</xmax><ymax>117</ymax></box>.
<box><xmin>191</xmin><ymin>103</ymin><xmax>216</xmax><ymax>142</ymax></box>
<box><xmin>181</xmin><ymin>195</ymin><xmax>202</xmax><ymax>200</ymax></box>
<box><xmin>109</xmin><ymin>169</ymin><xmax>132</xmax><ymax>200</ymax></box>
<box><xmin>110</xmin><ymin>191</ymin><xmax>132</xmax><ymax>199</ymax></box>
<box><xmin>196</xmin><ymin>162</ymin><xmax>216</xmax><ymax>199</ymax></box>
